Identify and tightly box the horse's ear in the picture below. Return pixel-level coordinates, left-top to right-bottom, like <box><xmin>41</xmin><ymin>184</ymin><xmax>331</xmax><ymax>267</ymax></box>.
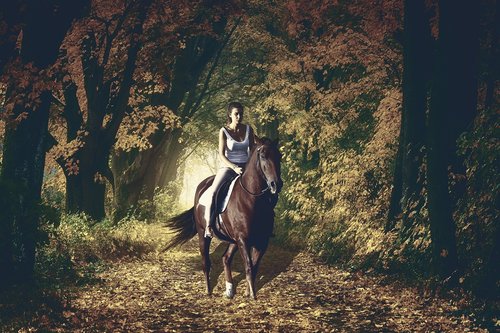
<box><xmin>254</xmin><ymin>135</ymin><xmax>263</xmax><ymax>146</ymax></box>
<box><xmin>273</xmin><ymin>137</ymin><xmax>279</xmax><ymax>147</ymax></box>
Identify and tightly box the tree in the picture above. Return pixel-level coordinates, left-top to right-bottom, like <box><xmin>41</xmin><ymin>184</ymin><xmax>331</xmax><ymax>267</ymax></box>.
<box><xmin>0</xmin><ymin>0</ymin><xmax>88</xmax><ymax>283</ymax></box>
<box><xmin>51</xmin><ymin>0</ymin><xmax>152</xmax><ymax>220</ymax></box>
<box><xmin>427</xmin><ymin>0</ymin><xmax>479</xmax><ymax>280</ymax></box>
<box><xmin>111</xmin><ymin>5</ymin><xmax>241</xmax><ymax>220</ymax></box>
<box><xmin>386</xmin><ymin>0</ymin><xmax>431</xmax><ymax>231</ymax></box>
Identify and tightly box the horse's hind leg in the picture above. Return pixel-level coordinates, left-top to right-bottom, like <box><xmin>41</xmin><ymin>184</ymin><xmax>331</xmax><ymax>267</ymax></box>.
<box><xmin>222</xmin><ymin>243</ymin><xmax>238</xmax><ymax>298</ymax></box>
<box><xmin>199</xmin><ymin>235</ymin><xmax>212</xmax><ymax>295</ymax></box>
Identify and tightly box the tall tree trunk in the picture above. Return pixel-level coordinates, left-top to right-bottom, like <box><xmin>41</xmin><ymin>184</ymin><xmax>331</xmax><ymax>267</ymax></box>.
<box><xmin>387</xmin><ymin>0</ymin><xmax>431</xmax><ymax>231</ymax></box>
<box><xmin>483</xmin><ymin>0</ymin><xmax>498</xmax><ymax>112</ymax></box>
<box><xmin>1</xmin><ymin>91</ymin><xmax>51</xmax><ymax>281</ymax></box>
<box><xmin>399</xmin><ymin>0</ymin><xmax>430</xmax><ymax>229</ymax></box>
<box><xmin>427</xmin><ymin>0</ymin><xmax>479</xmax><ymax>281</ymax></box>
<box><xmin>157</xmin><ymin>129</ymin><xmax>184</xmax><ymax>190</ymax></box>
<box><xmin>478</xmin><ymin>0</ymin><xmax>499</xmax><ymax>298</ymax></box>
<box><xmin>62</xmin><ymin>1</ymin><xmax>150</xmax><ymax>220</ymax></box>
<box><xmin>65</xmin><ymin>133</ymin><xmax>109</xmax><ymax>220</ymax></box>
<box><xmin>0</xmin><ymin>0</ymin><xmax>87</xmax><ymax>283</ymax></box>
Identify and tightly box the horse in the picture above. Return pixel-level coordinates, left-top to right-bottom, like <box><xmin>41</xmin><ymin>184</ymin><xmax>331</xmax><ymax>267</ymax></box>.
<box><xmin>164</xmin><ymin>137</ymin><xmax>282</xmax><ymax>299</ymax></box>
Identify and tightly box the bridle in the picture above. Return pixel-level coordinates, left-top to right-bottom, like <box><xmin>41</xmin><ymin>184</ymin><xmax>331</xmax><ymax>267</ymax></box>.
<box><xmin>239</xmin><ymin>146</ymin><xmax>272</xmax><ymax>197</ymax></box>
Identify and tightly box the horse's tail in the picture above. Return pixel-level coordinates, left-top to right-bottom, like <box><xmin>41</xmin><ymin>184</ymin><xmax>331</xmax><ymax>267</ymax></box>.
<box><xmin>163</xmin><ymin>207</ymin><xmax>197</xmax><ymax>251</ymax></box>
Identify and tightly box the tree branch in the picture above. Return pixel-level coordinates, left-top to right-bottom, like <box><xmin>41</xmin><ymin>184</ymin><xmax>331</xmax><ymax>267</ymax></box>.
<box><xmin>186</xmin><ymin>16</ymin><xmax>242</xmax><ymax>120</ymax></box>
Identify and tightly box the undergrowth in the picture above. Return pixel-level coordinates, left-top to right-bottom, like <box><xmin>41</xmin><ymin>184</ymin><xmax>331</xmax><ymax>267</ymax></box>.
<box><xmin>45</xmin><ymin>214</ymin><xmax>167</xmax><ymax>264</ymax></box>
<box><xmin>0</xmin><ymin>211</ymin><xmax>173</xmax><ymax>331</ymax></box>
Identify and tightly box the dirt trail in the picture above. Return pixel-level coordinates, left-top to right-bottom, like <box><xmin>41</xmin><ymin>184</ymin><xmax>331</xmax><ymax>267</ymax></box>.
<box><xmin>44</xmin><ymin>236</ymin><xmax>486</xmax><ymax>332</ymax></box>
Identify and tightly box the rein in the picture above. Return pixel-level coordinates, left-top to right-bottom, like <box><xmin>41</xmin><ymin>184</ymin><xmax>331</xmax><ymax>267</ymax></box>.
<box><xmin>239</xmin><ymin>146</ymin><xmax>270</xmax><ymax>197</ymax></box>
<box><xmin>239</xmin><ymin>177</ymin><xmax>269</xmax><ymax>196</ymax></box>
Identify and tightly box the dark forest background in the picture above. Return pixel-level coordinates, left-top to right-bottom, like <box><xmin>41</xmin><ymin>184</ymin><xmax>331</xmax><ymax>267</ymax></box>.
<box><xmin>0</xmin><ymin>0</ymin><xmax>498</xmax><ymax>328</ymax></box>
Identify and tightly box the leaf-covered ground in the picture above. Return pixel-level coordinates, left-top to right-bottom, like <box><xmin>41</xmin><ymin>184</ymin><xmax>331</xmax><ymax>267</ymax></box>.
<box><xmin>12</xmin><ymin>233</ymin><xmax>493</xmax><ymax>332</ymax></box>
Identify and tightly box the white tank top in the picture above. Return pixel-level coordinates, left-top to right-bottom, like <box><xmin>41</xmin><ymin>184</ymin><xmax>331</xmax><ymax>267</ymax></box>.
<box><xmin>222</xmin><ymin>125</ymin><xmax>250</xmax><ymax>165</ymax></box>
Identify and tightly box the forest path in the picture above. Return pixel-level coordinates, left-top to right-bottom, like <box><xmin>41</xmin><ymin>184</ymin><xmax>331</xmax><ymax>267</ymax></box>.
<box><xmin>48</xmin><ymin>234</ymin><xmax>485</xmax><ymax>332</ymax></box>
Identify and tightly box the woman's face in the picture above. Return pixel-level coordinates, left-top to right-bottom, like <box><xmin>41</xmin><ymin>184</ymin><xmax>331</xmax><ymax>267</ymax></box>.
<box><xmin>229</xmin><ymin>107</ymin><xmax>243</xmax><ymax>125</ymax></box>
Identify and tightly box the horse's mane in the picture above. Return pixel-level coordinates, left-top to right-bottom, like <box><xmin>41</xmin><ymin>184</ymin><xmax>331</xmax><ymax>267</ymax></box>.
<box><xmin>249</xmin><ymin>137</ymin><xmax>275</xmax><ymax>155</ymax></box>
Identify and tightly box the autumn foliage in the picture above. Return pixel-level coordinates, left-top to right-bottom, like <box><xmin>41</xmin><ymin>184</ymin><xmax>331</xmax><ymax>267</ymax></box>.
<box><xmin>0</xmin><ymin>0</ymin><xmax>498</xmax><ymax>307</ymax></box>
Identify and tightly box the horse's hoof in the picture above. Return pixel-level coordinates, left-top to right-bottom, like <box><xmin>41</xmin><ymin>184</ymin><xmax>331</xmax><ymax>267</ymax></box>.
<box><xmin>224</xmin><ymin>282</ymin><xmax>235</xmax><ymax>299</ymax></box>
<box><xmin>244</xmin><ymin>290</ymin><xmax>256</xmax><ymax>299</ymax></box>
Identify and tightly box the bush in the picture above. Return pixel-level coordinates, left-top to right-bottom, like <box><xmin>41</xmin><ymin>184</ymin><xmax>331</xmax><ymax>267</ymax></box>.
<box><xmin>44</xmin><ymin>214</ymin><xmax>168</xmax><ymax>265</ymax></box>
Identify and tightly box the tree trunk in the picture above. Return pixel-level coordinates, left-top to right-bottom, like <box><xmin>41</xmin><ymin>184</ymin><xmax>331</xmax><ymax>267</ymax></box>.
<box><xmin>66</xmin><ymin>136</ymin><xmax>108</xmax><ymax>220</ymax></box>
<box><xmin>387</xmin><ymin>0</ymin><xmax>430</xmax><ymax>231</ymax></box>
<box><xmin>157</xmin><ymin>130</ymin><xmax>184</xmax><ymax>190</ymax></box>
<box><xmin>0</xmin><ymin>0</ymin><xmax>87</xmax><ymax>283</ymax></box>
<box><xmin>427</xmin><ymin>0</ymin><xmax>479</xmax><ymax>281</ymax></box>
<box><xmin>399</xmin><ymin>0</ymin><xmax>430</xmax><ymax>229</ymax></box>
<box><xmin>483</xmin><ymin>0</ymin><xmax>498</xmax><ymax>112</ymax></box>
<box><xmin>1</xmin><ymin>91</ymin><xmax>51</xmax><ymax>281</ymax></box>
<box><xmin>111</xmin><ymin>149</ymin><xmax>147</xmax><ymax>220</ymax></box>
<box><xmin>63</xmin><ymin>1</ymin><xmax>150</xmax><ymax>221</ymax></box>
<box><xmin>477</xmin><ymin>0</ymin><xmax>499</xmax><ymax>298</ymax></box>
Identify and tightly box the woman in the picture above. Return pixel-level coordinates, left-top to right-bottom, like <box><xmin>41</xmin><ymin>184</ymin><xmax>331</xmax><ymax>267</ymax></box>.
<box><xmin>203</xmin><ymin>101</ymin><xmax>256</xmax><ymax>238</ymax></box>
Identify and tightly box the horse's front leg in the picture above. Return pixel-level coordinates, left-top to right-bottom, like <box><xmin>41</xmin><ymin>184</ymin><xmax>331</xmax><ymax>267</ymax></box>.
<box><xmin>222</xmin><ymin>243</ymin><xmax>238</xmax><ymax>298</ymax></box>
<box><xmin>237</xmin><ymin>238</ymin><xmax>256</xmax><ymax>300</ymax></box>
<box><xmin>250</xmin><ymin>243</ymin><xmax>268</xmax><ymax>292</ymax></box>
<box><xmin>198</xmin><ymin>234</ymin><xmax>212</xmax><ymax>295</ymax></box>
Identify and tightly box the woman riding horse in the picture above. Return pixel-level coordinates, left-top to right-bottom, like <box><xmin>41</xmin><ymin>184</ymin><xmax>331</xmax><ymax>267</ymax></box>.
<box><xmin>202</xmin><ymin>101</ymin><xmax>256</xmax><ymax>238</ymax></box>
<box><xmin>164</xmin><ymin>102</ymin><xmax>282</xmax><ymax>300</ymax></box>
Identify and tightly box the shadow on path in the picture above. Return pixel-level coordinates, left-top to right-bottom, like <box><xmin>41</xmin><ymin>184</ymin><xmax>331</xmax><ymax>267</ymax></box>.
<box><xmin>185</xmin><ymin>239</ymin><xmax>298</xmax><ymax>294</ymax></box>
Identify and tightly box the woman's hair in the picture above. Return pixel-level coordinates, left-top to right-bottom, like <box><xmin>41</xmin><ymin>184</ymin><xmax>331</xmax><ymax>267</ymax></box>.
<box><xmin>226</xmin><ymin>101</ymin><xmax>244</xmax><ymax>125</ymax></box>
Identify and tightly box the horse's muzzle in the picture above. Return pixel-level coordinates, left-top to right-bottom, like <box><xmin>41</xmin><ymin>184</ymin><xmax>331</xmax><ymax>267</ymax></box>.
<box><xmin>269</xmin><ymin>181</ymin><xmax>278</xmax><ymax>194</ymax></box>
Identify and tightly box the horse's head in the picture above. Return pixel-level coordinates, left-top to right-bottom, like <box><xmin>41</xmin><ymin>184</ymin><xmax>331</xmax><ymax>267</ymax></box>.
<box><xmin>254</xmin><ymin>137</ymin><xmax>283</xmax><ymax>195</ymax></box>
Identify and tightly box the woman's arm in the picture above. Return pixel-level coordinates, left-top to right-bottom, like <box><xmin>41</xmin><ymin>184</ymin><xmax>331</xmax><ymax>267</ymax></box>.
<box><xmin>218</xmin><ymin>128</ymin><xmax>242</xmax><ymax>174</ymax></box>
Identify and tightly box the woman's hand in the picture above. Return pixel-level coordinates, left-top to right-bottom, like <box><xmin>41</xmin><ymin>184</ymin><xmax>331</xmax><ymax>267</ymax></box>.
<box><xmin>233</xmin><ymin>166</ymin><xmax>243</xmax><ymax>175</ymax></box>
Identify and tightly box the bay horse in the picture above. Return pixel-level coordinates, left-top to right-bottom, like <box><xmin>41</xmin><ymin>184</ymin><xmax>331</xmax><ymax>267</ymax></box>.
<box><xmin>164</xmin><ymin>137</ymin><xmax>282</xmax><ymax>299</ymax></box>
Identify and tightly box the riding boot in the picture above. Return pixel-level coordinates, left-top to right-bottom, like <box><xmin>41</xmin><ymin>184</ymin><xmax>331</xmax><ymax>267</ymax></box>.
<box><xmin>204</xmin><ymin>201</ymin><xmax>213</xmax><ymax>239</ymax></box>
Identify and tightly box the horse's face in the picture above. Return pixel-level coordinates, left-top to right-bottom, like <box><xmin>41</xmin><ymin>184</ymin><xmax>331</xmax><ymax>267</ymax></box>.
<box><xmin>257</xmin><ymin>140</ymin><xmax>283</xmax><ymax>195</ymax></box>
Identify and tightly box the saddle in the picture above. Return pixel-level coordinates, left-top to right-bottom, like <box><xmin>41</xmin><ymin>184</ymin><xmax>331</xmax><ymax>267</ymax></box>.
<box><xmin>208</xmin><ymin>175</ymin><xmax>239</xmax><ymax>241</ymax></box>
<box><xmin>210</xmin><ymin>175</ymin><xmax>238</xmax><ymax>220</ymax></box>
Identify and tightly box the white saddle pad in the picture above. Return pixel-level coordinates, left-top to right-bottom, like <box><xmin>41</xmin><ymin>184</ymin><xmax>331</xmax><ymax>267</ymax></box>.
<box><xmin>198</xmin><ymin>175</ymin><xmax>240</xmax><ymax>213</ymax></box>
<box><xmin>220</xmin><ymin>175</ymin><xmax>239</xmax><ymax>212</ymax></box>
